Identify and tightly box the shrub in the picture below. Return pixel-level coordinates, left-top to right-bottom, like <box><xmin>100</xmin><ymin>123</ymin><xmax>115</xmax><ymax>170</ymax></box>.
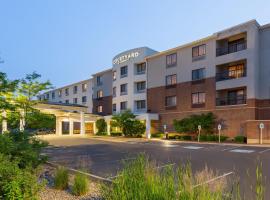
<box><xmin>96</xmin><ymin>131</ymin><xmax>107</xmax><ymax>136</ymax></box>
<box><xmin>173</xmin><ymin>112</ymin><xmax>216</xmax><ymax>134</ymax></box>
<box><xmin>0</xmin><ymin>154</ymin><xmax>44</xmax><ymax>199</ymax></box>
<box><xmin>54</xmin><ymin>167</ymin><xmax>69</xmax><ymax>190</ymax></box>
<box><xmin>96</xmin><ymin>118</ymin><xmax>107</xmax><ymax>134</ymax></box>
<box><xmin>72</xmin><ymin>173</ymin><xmax>89</xmax><ymax>196</ymax></box>
<box><xmin>111</xmin><ymin>110</ymin><xmax>145</xmax><ymax>137</ymax></box>
<box><xmin>234</xmin><ymin>135</ymin><xmax>246</xmax><ymax>143</ymax></box>
<box><xmin>151</xmin><ymin>132</ymin><xmax>164</xmax><ymax>138</ymax></box>
<box><xmin>110</xmin><ymin>132</ymin><xmax>122</xmax><ymax>137</ymax></box>
<box><xmin>199</xmin><ymin>135</ymin><xmax>228</xmax><ymax>142</ymax></box>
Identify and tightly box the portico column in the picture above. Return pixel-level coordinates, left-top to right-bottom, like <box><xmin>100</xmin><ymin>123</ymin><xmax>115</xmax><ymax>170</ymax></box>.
<box><xmin>69</xmin><ymin>119</ymin><xmax>74</xmax><ymax>135</ymax></box>
<box><xmin>80</xmin><ymin>112</ymin><xmax>85</xmax><ymax>135</ymax></box>
<box><xmin>19</xmin><ymin>109</ymin><xmax>25</xmax><ymax>132</ymax></box>
<box><xmin>93</xmin><ymin>122</ymin><xmax>97</xmax><ymax>135</ymax></box>
<box><xmin>2</xmin><ymin>110</ymin><xmax>7</xmax><ymax>133</ymax></box>
<box><xmin>145</xmin><ymin>117</ymin><xmax>151</xmax><ymax>139</ymax></box>
<box><xmin>55</xmin><ymin>117</ymin><xmax>62</xmax><ymax>135</ymax></box>
<box><xmin>106</xmin><ymin>120</ymin><xmax>111</xmax><ymax>135</ymax></box>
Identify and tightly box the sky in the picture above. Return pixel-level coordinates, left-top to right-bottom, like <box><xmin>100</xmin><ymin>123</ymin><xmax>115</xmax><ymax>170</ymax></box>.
<box><xmin>1</xmin><ymin>0</ymin><xmax>270</xmax><ymax>88</ymax></box>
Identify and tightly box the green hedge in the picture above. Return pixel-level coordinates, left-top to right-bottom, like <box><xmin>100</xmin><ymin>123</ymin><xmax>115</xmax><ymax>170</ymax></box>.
<box><xmin>151</xmin><ymin>132</ymin><xmax>164</xmax><ymax>138</ymax></box>
<box><xmin>168</xmin><ymin>135</ymin><xmax>192</xmax><ymax>141</ymax></box>
<box><xmin>96</xmin><ymin>132</ymin><xmax>107</xmax><ymax>136</ymax></box>
<box><xmin>110</xmin><ymin>132</ymin><xmax>122</xmax><ymax>137</ymax></box>
<box><xmin>234</xmin><ymin>136</ymin><xmax>246</xmax><ymax>143</ymax></box>
<box><xmin>199</xmin><ymin>135</ymin><xmax>228</xmax><ymax>142</ymax></box>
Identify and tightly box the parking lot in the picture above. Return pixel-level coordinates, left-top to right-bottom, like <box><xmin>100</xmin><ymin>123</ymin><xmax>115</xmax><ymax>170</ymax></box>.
<box><xmin>43</xmin><ymin>136</ymin><xmax>270</xmax><ymax>199</ymax></box>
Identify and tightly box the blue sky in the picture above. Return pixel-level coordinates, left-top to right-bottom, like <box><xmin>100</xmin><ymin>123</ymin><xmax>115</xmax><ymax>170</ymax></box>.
<box><xmin>1</xmin><ymin>0</ymin><xmax>270</xmax><ymax>88</ymax></box>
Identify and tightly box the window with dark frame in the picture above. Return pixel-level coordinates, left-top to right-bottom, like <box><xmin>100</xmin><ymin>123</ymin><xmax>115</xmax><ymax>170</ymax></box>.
<box><xmin>192</xmin><ymin>92</ymin><xmax>206</xmax><ymax>104</ymax></box>
<box><xmin>120</xmin><ymin>83</ymin><xmax>127</xmax><ymax>95</ymax></box>
<box><xmin>166</xmin><ymin>74</ymin><xmax>177</xmax><ymax>86</ymax></box>
<box><xmin>112</xmin><ymin>104</ymin><xmax>116</xmax><ymax>112</ymax></box>
<box><xmin>82</xmin><ymin>96</ymin><xmax>87</xmax><ymax>103</ymax></box>
<box><xmin>113</xmin><ymin>87</ymin><xmax>116</xmax><ymax>97</ymax></box>
<box><xmin>73</xmin><ymin>98</ymin><xmax>78</xmax><ymax>104</ymax></box>
<box><xmin>166</xmin><ymin>53</ymin><xmax>177</xmax><ymax>67</ymax></box>
<box><xmin>65</xmin><ymin>88</ymin><xmax>69</xmax><ymax>96</ymax></box>
<box><xmin>136</xmin><ymin>100</ymin><xmax>146</xmax><ymax>110</ymax></box>
<box><xmin>65</xmin><ymin>100</ymin><xmax>69</xmax><ymax>104</ymax></box>
<box><xmin>73</xmin><ymin>85</ymin><xmax>78</xmax><ymax>94</ymax></box>
<box><xmin>165</xmin><ymin>96</ymin><xmax>177</xmax><ymax>107</ymax></box>
<box><xmin>120</xmin><ymin>66</ymin><xmax>128</xmax><ymax>78</ymax></box>
<box><xmin>192</xmin><ymin>68</ymin><xmax>206</xmax><ymax>81</ymax></box>
<box><xmin>192</xmin><ymin>44</ymin><xmax>206</xmax><ymax>58</ymax></box>
<box><xmin>136</xmin><ymin>81</ymin><xmax>146</xmax><ymax>92</ymax></box>
<box><xmin>97</xmin><ymin>76</ymin><xmax>102</xmax><ymax>86</ymax></box>
<box><xmin>58</xmin><ymin>90</ymin><xmax>62</xmax><ymax>97</ymax></box>
<box><xmin>136</xmin><ymin>63</ymin><xmax>146</xmax><ymax>74</ymax></box>
<box><xmin>52</xmin><ymin>92</ymin><xmax>55</xmax><ymax>99</ymax></box>
<box><xmin>46</xmin><ymin>93</ymin><xmax>49</xmax><ymax>99</ymax></box>
<box><xmin>120</xmin><ymin>101</ymin><xmax>127</xmax><ymax>110</ymax></box>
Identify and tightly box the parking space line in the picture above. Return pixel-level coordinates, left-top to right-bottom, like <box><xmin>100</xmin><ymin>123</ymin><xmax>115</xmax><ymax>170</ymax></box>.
<box><xmin>221</xmin><ymin>146</ymin><xmax>240</xmax><ymax>152</ymax></box>
<box><xmin>183</xmin><ymin>146</ymin><xmax>204</xmax><ymax>150</ymax></box>
<box><xmin>230</xmin><ymin>149</ymin><xmax>255</xmax><ymax>153</ymax></box>
<box><xmin>259</xmin><ymin>149</ymin><xmax>270</xmax><ymax>154</ymax></box>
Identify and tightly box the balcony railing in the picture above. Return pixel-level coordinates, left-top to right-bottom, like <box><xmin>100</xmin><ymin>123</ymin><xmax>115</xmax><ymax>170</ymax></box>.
<box><xmin>216</xmin><ymin>95</ymin><xmax>246</xmax><ymax>106</ymax></box>
<box><xmin>216</xmin><ymin>40</ymin><xmax>247</xmax><ymax>56</ymax></box>
<box><xmin>216</xmin><ymin>67</ymin><xmax>246</xmax><ymax>82</ymax></box>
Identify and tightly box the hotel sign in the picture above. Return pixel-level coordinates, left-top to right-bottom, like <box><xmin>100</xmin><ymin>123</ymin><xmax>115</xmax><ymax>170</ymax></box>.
<box><xmin>113</xmin><ymin>52</ymin><xmax>140</xmax><ymax>65</ymax></box>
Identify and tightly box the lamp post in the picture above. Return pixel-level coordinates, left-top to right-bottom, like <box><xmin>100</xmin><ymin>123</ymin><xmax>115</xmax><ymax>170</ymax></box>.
<box><xmin>198</xmin><ymin>125</ymin><xmax>201</xmax><ymax>142</ymax></box>
<box><xmin>218</xmin><ymin>124</ymin><xmax>222</xmax><ymax>143</ymax></box>
<box><xmin>259</xmin><ymin>123</ymin><xmax>264</xmax><ymax>145</ymax></box>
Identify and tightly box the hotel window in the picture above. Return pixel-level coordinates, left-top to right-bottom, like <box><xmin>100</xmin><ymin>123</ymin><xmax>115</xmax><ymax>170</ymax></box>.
<box><xmin>228</xmin><ymin>64</ymin><xmax>245</xmax><ymax>79</ymax></box>
<box><xmin>97</xmin><ymin>76</ymin><xmax>102</xmax><ymax>86</ymax></box>
<box><xmin>65</xmin><ymin>100</ymin><xmax>69</xmax><ymax>104</ymax></box>
<box><xmin>192</xmin><ymin>44</ymin><xmax>206</xmax><ymax>58</ymax></box>
<box><xmin>52</xmin><ymin>92</ymin><xmax>55</xmax><ymax>99</ymax></box>
<box><xmin>58</xmin><ymin>90</ymin><xmax>62</xmax><ymax>97</ymax></box>
<box><xmin>97</xmin><ymin>105</ymin><xmax>103</xmax><ymax>113</ymax></box>
<box><xmin>192</xmin><ymin>92</ymin><xmax>206</xmax><ymax>104</ymax></box>
<box><xmin>97</xmin><ymin>90</ymin><xmax>103</xmax><ymax>98</ymax></box>
<box><xmin>120</xmin><ymin>66</ymin><xmax>128</xmax><ymax>78</ymax></box>
<box><xmin>136</xmin><ymin>81</ymin><xmax>146</xmax><ymax>93</ymax></box>
<box><xmin>65</xmin><ymin>88</ymin><xmax>69</xmax><ymax>96</ymax></box>
<box><xmin>82</xmin><ymin>96</ymin><xmax>87</xmax><ymax>103</ymax></box>
<box><xmin>120</xmin><ymin>83</ymin><xmax>127</xmax><ymax>95</ymax></box>
<box><xmin>120</xmin><ymin>101</ymin><xmax>127</xmax><ymax>111</ymax></box>
<box><xmin>165</xmin><ymin>96</ymin><xmax>177</xmax><ymax>107</ymax></box>
<box><xmin>166</xmin><ymin>74</ymin><xmax>177</xmax><ymax>86</ymax></box>
<box><xmin>113</xmin><ymin>87</ymin><xmax>116</xmax><ymax>97</ymax></box>
<box><xmin>136</xmin><ymin>63</ymin><xmax>146</xmax><ymax>74</ymax></box>
<box><xmin>136</xmin><ymin>100</ymin><xmax>146</xmax><ymax>110</ymax></box>
<box><xmin>59</xmin><ymin>101</ymin><xmax>62</xmax><ymax>103</ymax></box>
<box><xmin>82</xmin><ymin>83</ymin><xmax>87</xmax><ymax>92</ymax></box>
<box><xmin>166</xmin><ymin>53</ymin><xmax>177</xmax><ymax>67</ymax></box>
<box><xmin>112</xmin><ymin>104</ymin><xmax>116</xmax><ymax>112</ymax></box>
<box><xmin>46</xmin><ymin>93</ymin><xmax>49</xmax><ymax>100</ymax></box>
<box><xmin>73</xmin><ymin>98</ymin><xmax>78</xmax><ymax>104</ymax></box>
<box><xmin>113</xmin><ymin>71</ymin><xmax>117</xmax><ymax>81</ymax></box>
<box><xmin>73</xmin><ymin>85</ymin><xmax>78</xmax><ymax>94</ymax></box>
<box><xmin>192</xmin><ymin>68</ymin><xmax>206</xmax><ymax>81</ymax></box>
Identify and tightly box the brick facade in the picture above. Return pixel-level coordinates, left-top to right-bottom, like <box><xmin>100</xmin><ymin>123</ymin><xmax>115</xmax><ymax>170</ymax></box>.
<box><xmin>92</xmin><ymin>96</ymin><xmax>112</xmax><ymax>116</ymax></box>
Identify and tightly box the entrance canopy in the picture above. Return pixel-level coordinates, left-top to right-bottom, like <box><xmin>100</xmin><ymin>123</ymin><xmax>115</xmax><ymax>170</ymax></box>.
<box><xmin>34</xmin><ymin>102</ymin><xmax>101</xmax><ymax>135</ymax></box>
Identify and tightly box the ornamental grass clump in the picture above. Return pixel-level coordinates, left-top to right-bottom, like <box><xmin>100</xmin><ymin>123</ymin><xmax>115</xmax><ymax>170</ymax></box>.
<box><xmin>72</xmin><ymin>173</ymin><xmax>89</xmax><ymax>196</ymax></box>
<box><xmin>54</xmin><ymin>167</ymin><xmax>69</xmax><ymax>190</ymax></box>
<box><xmin>102</xmin><ymin>154</ymin><xmax>229</xmax><ymax>200</ymax></box>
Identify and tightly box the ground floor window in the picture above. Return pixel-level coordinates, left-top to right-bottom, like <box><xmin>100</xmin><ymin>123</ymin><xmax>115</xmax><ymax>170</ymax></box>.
<box><xmin>192</xmin><ymin>92</ymin><xmax>205</xmax><ymax>104</ymax></box>
<box><xmin>135</xmin><ymin>100</ymin><xmax>146</xmax><ymax>110</ymax></box>
<box><xmin>165</xmin><ymin>96</ymin><xmax>177</xmax><ymax>107</ymax></box>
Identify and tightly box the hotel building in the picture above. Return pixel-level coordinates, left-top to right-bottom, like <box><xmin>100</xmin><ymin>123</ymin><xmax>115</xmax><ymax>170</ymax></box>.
<box><xmin>39</xmin><ymin>19</ymin><xmax>270</xmax><ymax>143</ymax></box>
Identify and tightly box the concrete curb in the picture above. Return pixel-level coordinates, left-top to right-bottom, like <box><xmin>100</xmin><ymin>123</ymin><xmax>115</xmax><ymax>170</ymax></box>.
<box><xmin>46</xmin><ymin>161</ymin><xmax>113</xmax><ymax>183</ymax></box>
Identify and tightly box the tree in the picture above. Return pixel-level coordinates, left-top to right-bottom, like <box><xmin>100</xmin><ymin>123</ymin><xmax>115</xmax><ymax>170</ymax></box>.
<box><xmin>173</xmin><ymin>112</ymin><xmax>216</xmax><ymax>134</ymax></box>
<box><xmin>15</xmin><ymin>72</ymin><xmax>53</xmax><ymax>129</ymax></box>
<box><xmin>96</xmin><ymin>118</ymin><xmax>107</xmax><ymax>134</ymax></box>
<box><xmin>111</xmin><ymin>110</ymin><xmax>146</xmax><ymax>137</ymax></box>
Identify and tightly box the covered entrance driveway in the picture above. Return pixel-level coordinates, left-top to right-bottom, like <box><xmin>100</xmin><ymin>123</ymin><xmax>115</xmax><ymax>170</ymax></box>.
<box><xmin>34</xmin><ymin>102</ymin><xmax>101</xmax><ymax>136</ymax></box>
